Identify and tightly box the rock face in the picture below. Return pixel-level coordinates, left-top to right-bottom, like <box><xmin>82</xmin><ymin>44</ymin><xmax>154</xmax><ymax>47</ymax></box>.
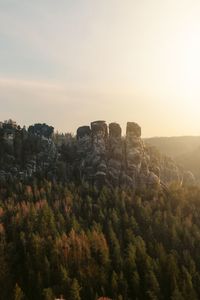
<box><xmin>75</xmin><ymin>120</ymin><xmax>181</xmax><ymax>190</ymax></box>
<box><xmin>91</xmin><ymin>121</ymin><xmax>108</xmax><ymax>185</ymax></box>
<box><xmin>76</xmin><ymin>125</ymin><xmax>92</xmax><ymax>180</ymax></box>
<box><xmin>0</xmin><ymin>119</ymin><xmax>195</xmax><ymax>189</ymax></box>
<box><xmin>107</xmin><ymin>123</ymin><xmax>123</xmax><ymax>185</ymax></box>
<box><xmin>125</xmin><ymin>122</ymin><xmax>144</xmax><ymax>187</ymax></box>
<box><xmin>77</xmin><ymin>121</ymin><xmax>108</xmax><ymax>185</ymax></box>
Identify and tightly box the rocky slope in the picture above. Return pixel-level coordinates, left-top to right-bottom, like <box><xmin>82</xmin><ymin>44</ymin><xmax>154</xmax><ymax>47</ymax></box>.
<box><xmin>0</xmin><ymin>119</ymin><xmax>195</xmax><ymax>189</ymax></box>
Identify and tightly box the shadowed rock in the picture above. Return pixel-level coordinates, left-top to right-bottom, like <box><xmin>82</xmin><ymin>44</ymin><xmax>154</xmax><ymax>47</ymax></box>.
<box><xmin>126</xmin><ymin>122</ymin><xmax>141</xmax><ymax>137</ymax></box>
<box><xmin>107</xmin><ymin>123</ymin><xmax>123</xmax><ymax>185</ymax></box>
<box><xmin>109</xmin><ymin>122</ymin><xmax>122</xmax><ymax>138</ymax></box>
<box><xmin>91</xmin><ymin>120</ymin><xmax>108</xmax><ymax>155</ymax></box>
<box><xmin>126</xmin><ymin>122</ymin><xmax>143</xmax><ymax>169</ymax></box>
<box><xmin>76</xmin><ymin>121</ymin><xmax>108</xmax><ymax>186</ymax></box>
<box><xmin>77</xmin><ymin>126</ymin><xmax>91</xmax><ymax>139</ymax></box>
<box><xmin>91</xmin><ymin>120</ymin><xmax>108</xmax><ymax>138</ymax></box>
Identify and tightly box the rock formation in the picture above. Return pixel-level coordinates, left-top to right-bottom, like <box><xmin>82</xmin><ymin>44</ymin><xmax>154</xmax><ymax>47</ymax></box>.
<box><xmin>75</xmin><ymin>120</ymin><xmax>179</xmax><ymax>190</ymax></box>
<box><xmin>91</xmin><ymin>121</ymin><xmax>108</xmax><ymax>185</ymax></box>
<box><xmin>107</xmin><ymin>122</ymin><xmax>123</xmax><ymax>185</ymax></box>
<box><xmin>0</xmin><ymin>119</ymin><xmax>195</xmax><ymax>190</ymax></box>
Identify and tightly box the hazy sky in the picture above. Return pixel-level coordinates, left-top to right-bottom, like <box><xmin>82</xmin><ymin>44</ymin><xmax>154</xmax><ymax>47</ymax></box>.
<box><xmin>1</xmin><ymin>0</ymin><xmax>200</xmax><ymax>137</ymax></box>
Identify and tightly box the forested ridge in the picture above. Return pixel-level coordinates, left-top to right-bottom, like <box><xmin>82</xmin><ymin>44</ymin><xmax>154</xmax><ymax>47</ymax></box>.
<box><xmin>1</xmin><ymin>179</ymin><xmax>200</xmax><ymax>300</ymax></box>
<box><xmin>0</xmin><ymin>119</ymin><xmax>199</xmax><ymax>299</ymax></box>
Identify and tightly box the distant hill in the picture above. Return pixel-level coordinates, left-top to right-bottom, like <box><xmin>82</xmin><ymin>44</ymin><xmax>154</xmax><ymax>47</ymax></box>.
<box><xmin>145</xmin><ymin>136</ymin><xmax>200</xmax><ymax>179</ymax></box>
<box><xmin>176</xmin><ymin>146</ymin><xmax>200</xmax><ymax>179</ymax></box>
<box><xmin>144</xmin><ymin>136</ymin><xmax>200</xmax><ymax>158</ymax></box>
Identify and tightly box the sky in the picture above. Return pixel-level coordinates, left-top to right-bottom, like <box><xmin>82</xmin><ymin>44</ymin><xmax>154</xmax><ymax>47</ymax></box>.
<box><xmin>1</xmin><ymin>0</ymin><xmax>200</xmax><ymax>137</ymax></box>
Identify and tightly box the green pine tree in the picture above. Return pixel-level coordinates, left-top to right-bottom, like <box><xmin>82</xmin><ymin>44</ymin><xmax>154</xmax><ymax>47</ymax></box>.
<box><xmin>70</xmin><ymin>278</ymin><xmax>81</xmax><ymax>300</ymax></box>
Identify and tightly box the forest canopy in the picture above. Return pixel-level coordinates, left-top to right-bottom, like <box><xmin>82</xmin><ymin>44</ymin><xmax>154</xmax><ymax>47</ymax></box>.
<box><xmin>1</xmin><ymin>179</ymin><xmax>200</xmax><ymax>300</ymax></box>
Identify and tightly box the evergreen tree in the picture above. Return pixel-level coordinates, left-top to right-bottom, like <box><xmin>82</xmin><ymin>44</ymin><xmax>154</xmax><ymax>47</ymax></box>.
<box><xmin>69</xmin><ymin>279</ymin><xmax>81</xmax><ymax>300</ymax></box>
<box><xmin>14</xmin><ymin>283</ymin><xmax>24</xmax><ymax>300</ymax></box>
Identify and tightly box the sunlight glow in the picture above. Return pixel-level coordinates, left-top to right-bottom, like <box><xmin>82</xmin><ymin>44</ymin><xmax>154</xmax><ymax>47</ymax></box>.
<box><xmin>0</xmin><ymin>0</ymin><xmax>200</xmax><ymax>136</ymax></box>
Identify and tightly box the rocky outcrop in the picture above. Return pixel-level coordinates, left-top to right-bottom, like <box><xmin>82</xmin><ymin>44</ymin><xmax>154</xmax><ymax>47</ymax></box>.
<box><xmin>91</xmin><ymin>121</ymin><xmax>108</xmax><ymax>185</ymax></box>
<box><xmin>125</xmin><ymin>122</ymin><xmax>144</xmax><ymax>187</ymax></box>
<box><xmin>76</xmin><ymin>121</ymin><xmax>108</xmax><ymax>185</ymax></box>
<box><xmin>107</xmin><ymin>123</ymin><xmax>123</xmax><ymax>185</ymax></box>
<box><xmin>75</xmin><ymin>121</ymin><xmax>172</xmax><ymax>190</ymax></box>
<box><xmin>0</xmin><ymin>119</ymin><xmax>195</xmax><ymax>190</ymax></box>
<box><xmin>76</xmin><ymin>125</ymin><xmax>92</xmax><ymax>180</ymax></box>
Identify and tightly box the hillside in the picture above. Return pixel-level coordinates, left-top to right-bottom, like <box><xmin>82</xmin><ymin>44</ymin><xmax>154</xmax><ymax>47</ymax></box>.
<box><xmin>145</xmin><ymin>136</ymin><xmax>200</xmax><ymax>180</ymax></box>
<box><xmin>1</xmin><ymin>175</ymin><xmax>200</xmax><ymax>299</ymax></box>
<box><xmin>0</xmin><ymin>119</ymin><xmax>193</xmax><ymax>189</ymax></box>
<box><xmin>144</xmin><ymin>136</ymin><xmax>200</xmax><ymax>158</ymax></box>
<box><xmin>175</xmin><ymin>146</ymin><xmax>200</xmax><ymax>179</ymax></box>
<box><xmin>0</xmin><ymin>120</ymin><xmax>200</xmax><ymax>300</ymax></box>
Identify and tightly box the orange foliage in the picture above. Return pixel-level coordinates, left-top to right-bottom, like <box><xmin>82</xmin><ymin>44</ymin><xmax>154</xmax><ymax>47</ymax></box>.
<box><xmin>0</xmin><ymin>223</ymin><xmax>5</xmax><ymax>234</ymax></box>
